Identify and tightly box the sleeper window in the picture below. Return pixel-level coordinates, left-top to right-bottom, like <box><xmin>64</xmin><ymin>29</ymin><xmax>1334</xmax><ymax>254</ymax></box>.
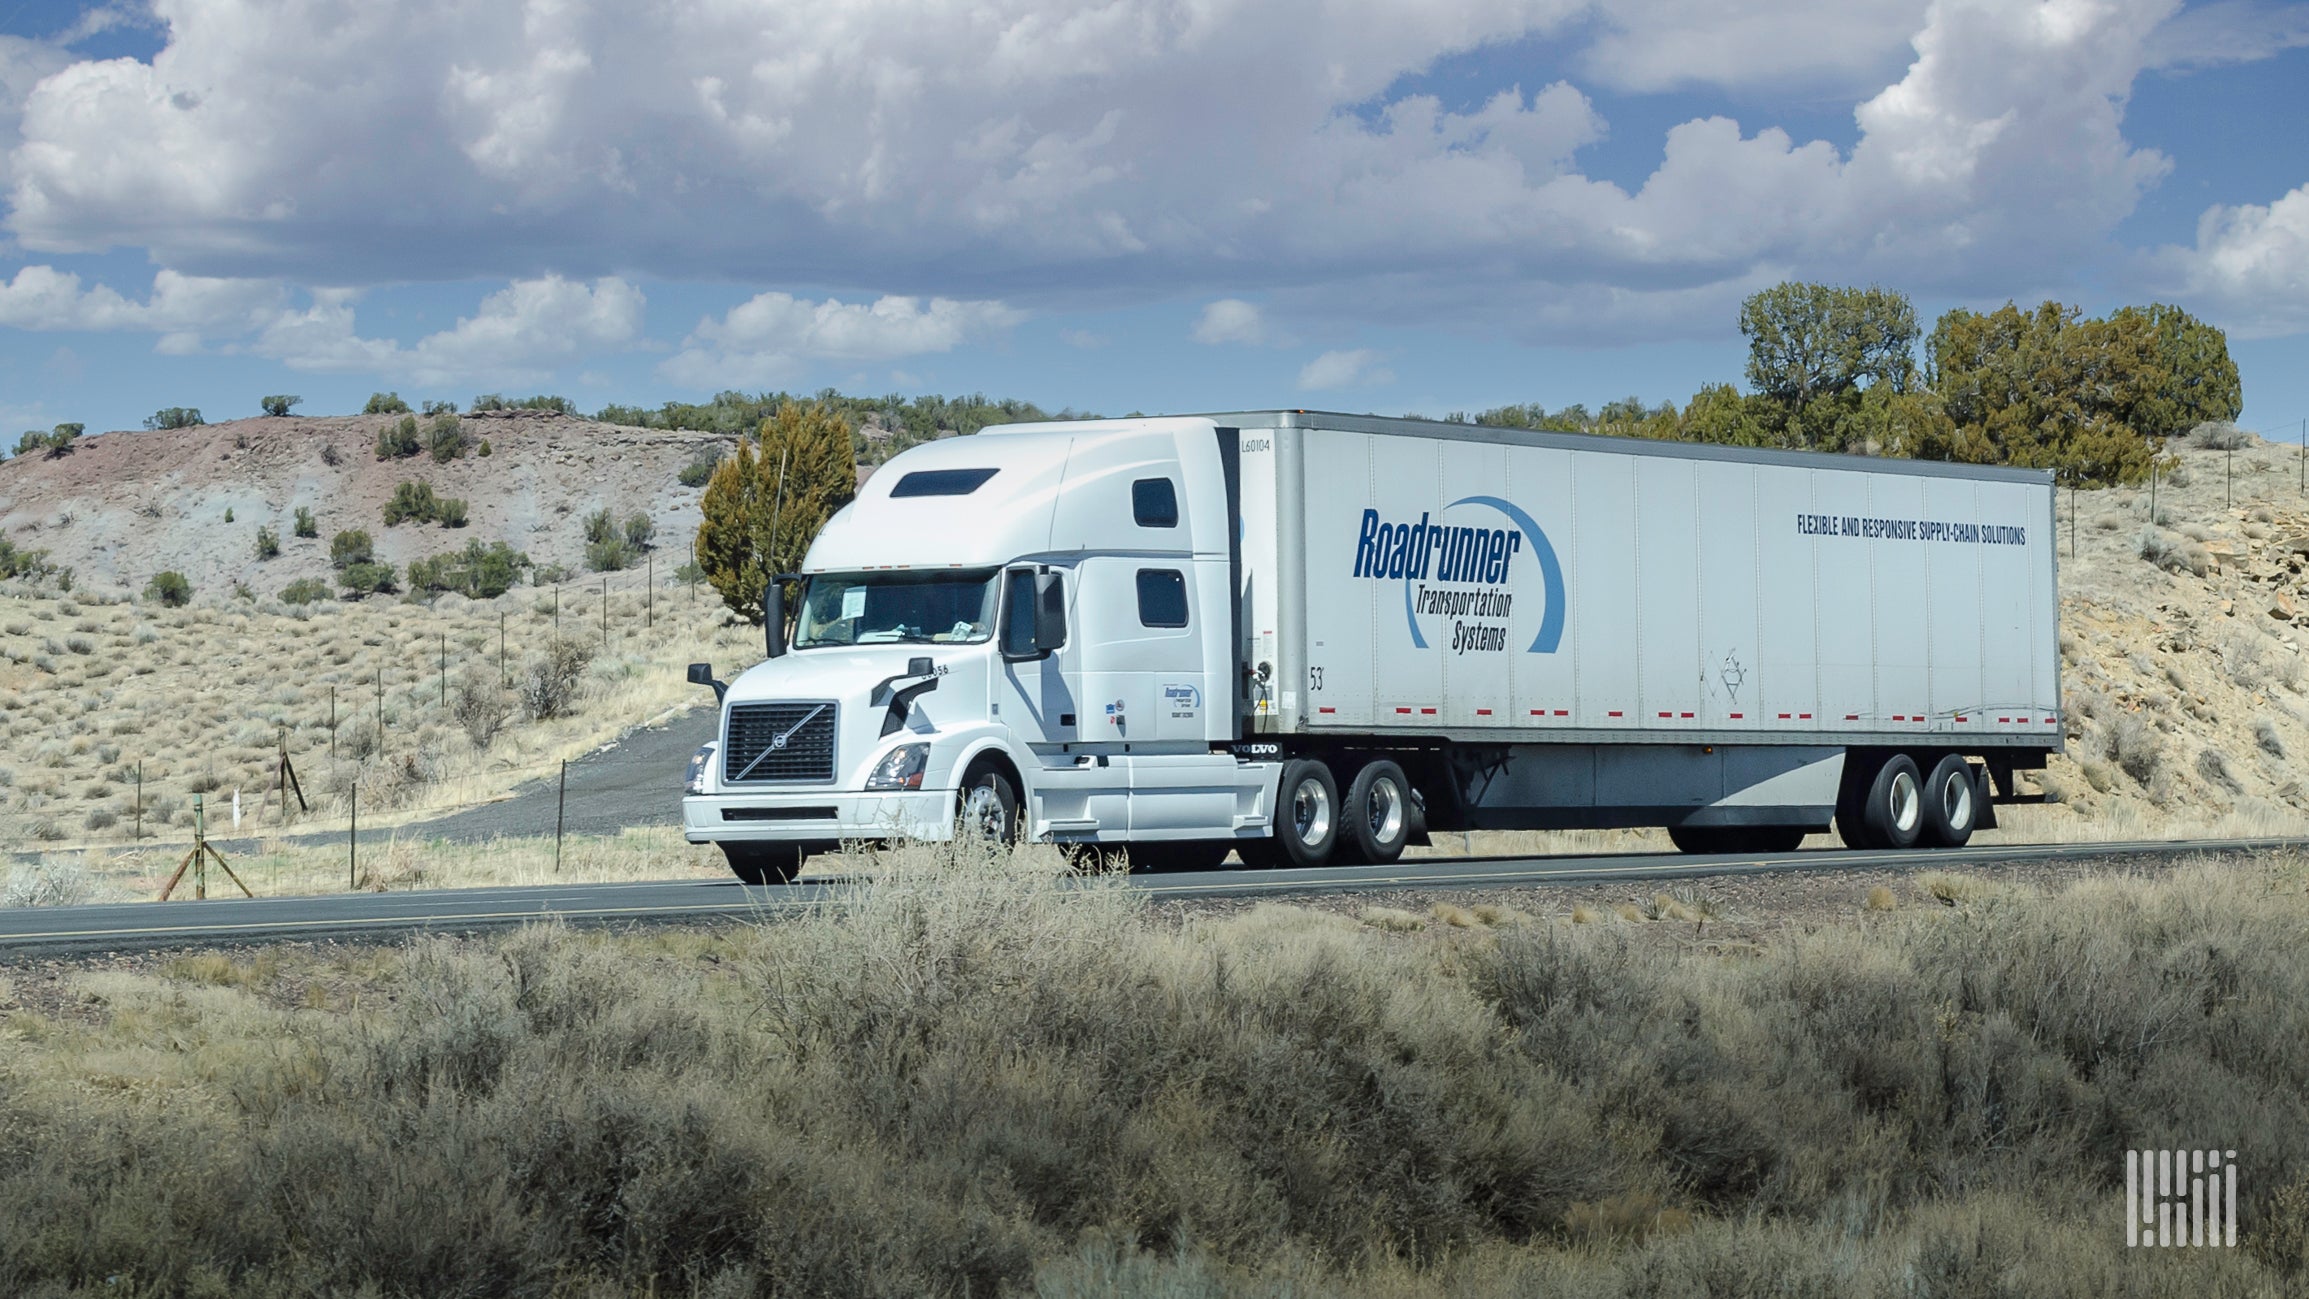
<box><xmin>1131</xmin><ymin>478</ymin><xmax>1179</xmax><ymax>528</ymax></box>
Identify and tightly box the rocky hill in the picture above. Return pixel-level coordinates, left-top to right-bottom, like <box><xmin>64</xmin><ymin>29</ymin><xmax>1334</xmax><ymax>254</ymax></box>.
<box><xmin>0</xmin><ymin>412</ymin><xmax>731</xmax><ymax>597</ymax></box>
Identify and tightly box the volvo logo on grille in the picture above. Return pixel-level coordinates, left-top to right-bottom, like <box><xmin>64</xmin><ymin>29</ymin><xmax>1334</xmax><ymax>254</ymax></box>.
<box><xmin>771</xmin><ymin>733</ymin><xmax>789</xmax><ymax>750</ymax></box>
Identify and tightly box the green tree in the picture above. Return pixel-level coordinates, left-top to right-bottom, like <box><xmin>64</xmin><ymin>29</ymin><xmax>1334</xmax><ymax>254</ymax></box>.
<box><xmin>2124</xmin><ymin>303</ymin><xmax>2243</xmax><ymax>440</ymax></box>
<box><xmin>1739</xmin><ymin>282</ymin><xmax>1919</xmax><ymax>406</ymax></box>
<box><xmin>294</xmin><ymin>507</ymin><xmax>318</xmax><ymax>538</ymax></box>
<box><xmin>695</xmin><ymin>402</ymin><xmax>857</xmax><ymax>623</ymax></box>
<box><xmin>330</xmin><ymin>529</ymin><xmax>375</xmax><ymax>570</ymax></box>
<box><xmin>145</xmin><ymin>571</ymin><xmax>192</xmax><ymax>607</ymax></box>
<box><xmin>375</xmin><ymin>415</ymin><xmax>422</xmax><ymax>459</ymax></box>
<box><xmin>407</xmin><ymin>540</ymin><xmax>533</xmax><ymax>599</ymax></box>
<box><xmin>339</xmin><ymin>562</ymin><xmax>397</xmax><ymax>599</ymax></box>
<box><xmin>144</xmin><ymin>407</ymin><xmax>204</xmax><ymax>431</ymax></box>
<box><xmin>254</xmin><ymin>527</ymin><xmax>280</xmax><ymax>560</ymax></box>
<box><xmin>260</xmin><ymin>395</ymin><xmax>301</xmax><ymax>417</ymax></box>
<box><xmin>1926</xmin><ymin>301</ymin><xmax>2174</xmax><ymax>486</ymax></box>
<box><xmin>279</xmin><ymin>577</ymin><xmax>332</xmax><ymax>605</ymax></box>
<box><xmin>427</xmin><ymin>413</ymin><xmax>466</xmax><ymax>462</ymax></box>
<box><xmin>364</xmin><ymin>392</ymin><xmax>411</xmax><ymax>415</ymax></box>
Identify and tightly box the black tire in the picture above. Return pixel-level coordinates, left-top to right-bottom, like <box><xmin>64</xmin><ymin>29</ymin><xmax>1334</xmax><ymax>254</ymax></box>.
<box><xmin>721</xmin><ymin>841</ymin><xmax>805</xmax><ymax>886</ymax></box>
<box><xmin>1669</xmin><ymin>826</ymin><xmax>1809</xmax><ymax>855</ymax></box>
<box><xmin>1340</xmin><ymin>760</ymin><xmax>1414</xmax><ymax>865</ymax></box>
<box><xmin>1921</xmin><ymin>754</ymin><xmax>1979</xmax><ymax>848</ymax></box>
<box><xmin>957</xmin><ymin>766</ymin><xmax>1021</xmax><ymax>845</ymax></box>
<box><xmin>1132</xmin><ymin>841</ymin><xmax>1231</xmax><ymax>872</ymax></box>
<box><xmin>1862</xmin><ymin>753</ymin><xmax>1925</xmax><ymax>849</ymax></box>
<box><xmin>1274</xmin><ymin>758</ymin><xmax>1340</xmax><ymax>868</ymax></box>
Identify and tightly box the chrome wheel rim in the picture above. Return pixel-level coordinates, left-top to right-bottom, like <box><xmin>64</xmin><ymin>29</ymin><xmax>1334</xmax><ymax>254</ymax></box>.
<box><xmin>1889</xmin><ymin>769</ymin><xmax>1921</xmax><ymax>836</ymax></box>
<box><xmin>1364</xmin><ymin>776</ymin><xmax>1404</xmax><ymax>845</ymax></box>
<box><xmin>962</xmin><ymin>785</ymin><xmax>1008</xmax><ymax>839</ymax></box>
<box><xmin>1292</xmin><ymin>777</ymin><xmax>1332</xmax><ymax>846</ymax></box>
<box><xmin>1941</xmin><ymin>770</ymin><xmax>1973</xmax><ymax>830</ymax></box>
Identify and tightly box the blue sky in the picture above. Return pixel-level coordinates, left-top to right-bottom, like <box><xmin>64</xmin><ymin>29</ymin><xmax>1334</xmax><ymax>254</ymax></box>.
<box><xmin>0</xmin><ymin>0</ymin><xmax>2305</xmax><ymax>439</ymax></box>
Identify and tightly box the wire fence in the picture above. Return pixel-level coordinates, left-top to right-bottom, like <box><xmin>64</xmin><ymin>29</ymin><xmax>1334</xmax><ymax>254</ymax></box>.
<box><xmin>7</xmin><ymin>566</ymin><xmax>744</xmax><ymax>872</ymax></box>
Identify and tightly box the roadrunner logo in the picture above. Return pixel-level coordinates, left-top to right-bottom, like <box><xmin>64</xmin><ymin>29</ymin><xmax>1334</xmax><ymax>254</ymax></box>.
<box><xmin>1349</xmin><ymin>497</ymin><xmax>1566</xmax><ymax>654</ymax></box>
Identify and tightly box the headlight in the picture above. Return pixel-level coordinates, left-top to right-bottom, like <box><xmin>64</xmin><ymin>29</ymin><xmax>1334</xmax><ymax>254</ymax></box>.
<box><xmin>684</xmin><ymin>743</ymin><xmax>716</xmax><ymax>795</ymax></box>
<box><xmin>865</xmin><ymin>742</ymin><xmax>931</xmax><ymax>790</ymax></box>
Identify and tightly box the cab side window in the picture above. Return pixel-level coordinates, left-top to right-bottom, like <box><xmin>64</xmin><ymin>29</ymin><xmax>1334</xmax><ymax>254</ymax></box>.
<box><xmin>1136</xmin><ymin>569</ymin><xmax>1188</xmax><ymax>628</ymax></box>
<box><xmin>1131</xmin><ymin>478</ymin><xmax>1179</xmax><ymax>528</ymax></box>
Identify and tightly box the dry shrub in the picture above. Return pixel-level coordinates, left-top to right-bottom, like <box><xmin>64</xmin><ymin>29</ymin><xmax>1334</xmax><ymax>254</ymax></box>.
<box><xmin>1865</xmin><ymin>884</ymin><xmax>1897</xmax><ymax>911</ymax></box>
<box><xmin>521</xmin><ymin>635</ymin><xmax>596</xmax><ymax>720</ymax></box>
<box><xmin>2138</xmin><ymin>527</ymin><xmax>2210</xmax><ymax>576</ymax></box>
<box><xmin>9</xmin><ymin>855</ymin><xmax>2309</xmax><ymax>1295</ymax></box>
<box><xmin>1359</xmin><ymin>906</ymin><xmax>1426</xmax><ymax>932</ymax></box>
<box><xmin>2258</xmin><ymin>717</ymin><xmax>2288</xmax><ymax>759</ymax></box>
<box><xmin>2</xmin><ymin>857</ymin><xmax>92</xmax><ymax>906</ymax></box>
<box><xmin>452</xmin><ymin>669</ymin><xmax>514</xmax><ymax>750</ymax></box>
<box><xmin>2106</xmin><ymin>713</ymin><xmax>2165</xmax><ymax>784</ymax></box>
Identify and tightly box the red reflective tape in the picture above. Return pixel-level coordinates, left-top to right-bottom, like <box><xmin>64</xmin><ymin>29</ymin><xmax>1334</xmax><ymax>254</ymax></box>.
<box><xmin>1420</xmin><ymin>707</ymin><xmax>1437</xmax><ymax>715</ymax></box>
<box><xmin>1893</xmin><ymin>715</ymin><xmax>1905</xmax><ymax>722</ymax></box>
<box><xmin>1658</xmin><ymin>711</ymin><xmax>1673</xmax><ymax>718</ymax></box>
<box><xmin>1799</xmin><ymin>713</ymin><xmax>1813</xmax><ymax>719</ymax></box>
<box><xmin>1554</xmin><ymin>709</ymin><xmax>1569</xmax><ymax>716</ymax></box>
<box><xmin>2045</xmin><ymin>717</ymin><xmax>2059</xmax><ymax>724</ymax></box>
<box><xmin>1680</xmin><ymin>711</ymin><xmax>1695</xmax><ymax>718</ymax></box>
<box><xmin>1530</xmin><ymin>709</ymin><xmax>1544</xmax><ymax>716</ymax></box>
<box><xmin>1318</xmin><ymin>706</ymin><xmax>1336</xmax><ymax>714</ymax></box>
<box><xmin>1476</xmin><ymin>708</ymin><xmax>1493</xmax><ymax>716</ymax></box>
<box><xmin>1729</xmin><ymin>712</ymin><xmax>1743</xmax><ymax>719</ymax></box>
<box><xmin>1395</xmin><ymin>707</ymin><xmax>1411</xmax><ymax>714</ymax></box>
<box><xmin>1608</xmin><ymin>710</ymin><xmax>1623</xmax><ymax>718</ymax></box>
<box><xmin>1998</xmin><ymin>717</ymin><xmax>2010</xmax><ymax>723</ymax></box>
<box><xmin>1845</xmin><ymin>714</ymin><xmax>1860</xmax><ymax>720</ymax></box>
<box><xmin>1777</xmin><ymin>713</ymin><xmax>1792</xmax><ymax>719</ymax></box>
<box><xmin>1955</xmin><ymin>716</ymin><xmax>1967</xmax><ymax>723</ymax></box>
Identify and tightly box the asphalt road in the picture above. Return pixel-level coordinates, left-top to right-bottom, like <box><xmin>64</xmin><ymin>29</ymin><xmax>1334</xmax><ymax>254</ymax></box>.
<box><xmin>3</xmin><ymin>835</ymin><xmax>2298</xmax><ymax>955</ymax></box>
<box><xmin>410</xmin><ymin>705</ymin><xmax>715</xmax><ymax>842</ymax></box>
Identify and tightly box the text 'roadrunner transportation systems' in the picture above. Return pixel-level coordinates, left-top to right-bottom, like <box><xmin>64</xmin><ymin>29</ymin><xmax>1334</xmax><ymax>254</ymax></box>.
<box><xmin>682</xmin><ymin>411</ymin><xmax>2060</xmax><ymax>882</ymax></box>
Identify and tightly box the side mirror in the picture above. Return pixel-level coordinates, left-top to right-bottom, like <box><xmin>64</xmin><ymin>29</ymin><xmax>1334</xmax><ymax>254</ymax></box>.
<box><xmin>687</xmin><ymin>661</ymin><xmax>727</xmax><ymax>702</ymax></box>
<box><xmin>762</xmin><ymin>579</ymin><xmax>786</xmax><ymax>659</ymax></box>
<box><xmin>1034</xmin><ymin>571</ymin><xmax>1067</xmax><ymax>653</ymax></box>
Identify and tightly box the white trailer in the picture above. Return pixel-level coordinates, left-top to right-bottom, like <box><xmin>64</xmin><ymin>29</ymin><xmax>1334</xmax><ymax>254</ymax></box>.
<box><xmin>682</xmin><ymin>411</ymin><xmax>2060</xmax><ymax>882</ymax></box>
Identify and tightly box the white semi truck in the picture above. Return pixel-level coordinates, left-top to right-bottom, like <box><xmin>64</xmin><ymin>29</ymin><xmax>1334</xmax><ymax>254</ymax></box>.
<box><xmin>682</xmin><ymin>411</ymin><xmax>2060</xmax><ymax>883</ymax></box>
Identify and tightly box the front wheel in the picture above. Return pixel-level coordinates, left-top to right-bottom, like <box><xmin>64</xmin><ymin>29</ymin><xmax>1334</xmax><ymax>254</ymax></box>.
<box><xmin>957</xmin><ymin>767</ymin><xmax>1021</xmax><ymax>845</ymax></box>
<box><xmin>1274</xmin><ymin>758</ymin><xmax>1340</xmax><ymax>868</ymax></box>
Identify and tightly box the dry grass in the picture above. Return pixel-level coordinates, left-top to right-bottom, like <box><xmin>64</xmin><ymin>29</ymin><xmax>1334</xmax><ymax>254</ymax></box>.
<box><xmin>3</xmin><ymin>842</ymin><xmax>2307</xmax><ymax>1294</ymax></box>
<box><xmin>0</xmin><ymin>578</ymin><xmax>757</xmax><ymax>852</ymax></box>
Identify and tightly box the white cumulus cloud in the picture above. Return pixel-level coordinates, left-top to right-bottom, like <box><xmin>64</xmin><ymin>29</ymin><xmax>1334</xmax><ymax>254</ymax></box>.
<box><xmin>2151</xmin><ymin>183</ymin><xmax>2309</xmax><ymax>338</ymax></box>
<box><xmin>0</xmin><ymin>0</ymin><xmax>2289</xmax><ymax>348</ymax></box>
<box><xmin>1298</xmin><ymin>348</ymin><xmax>1393</xmax><ymax>390</ymax></box>
<box><xmin>662</xmin><ymin>292</ymin><xmax>1024</xmax><ymax>388</ymax></box>
<box><xmin>256</xmin><ymin>275</ymin><xmax>645</xmax><ymax>384</ymax></box>
<box><xmin>1191</xmin><ymin>299</ymin><xmax>1274</xmax><ymax>346</ymax></box>
<box><xmin>0</xmin><ymin>264</ymin><xmax>285</xmax><ymax>337</ymax></box>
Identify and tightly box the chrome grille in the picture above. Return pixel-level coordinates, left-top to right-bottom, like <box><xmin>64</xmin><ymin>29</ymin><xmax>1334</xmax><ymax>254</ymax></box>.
<box><xmin>723</xmin><ymin>702</ymin><xmax>837</xmax><ymax>784</ymax></box>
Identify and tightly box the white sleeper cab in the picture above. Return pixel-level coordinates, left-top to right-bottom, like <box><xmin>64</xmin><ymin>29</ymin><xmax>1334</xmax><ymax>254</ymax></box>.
<box><xmin>682</xmin><ymin>411</ymin><xmax>2061</xmax><ymax>884</ymax></box>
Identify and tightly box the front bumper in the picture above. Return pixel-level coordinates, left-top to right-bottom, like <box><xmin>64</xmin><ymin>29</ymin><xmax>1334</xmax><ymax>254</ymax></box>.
<box><xmin>683</xmin><ymin>788</ymin><xmax>957</xmax><ymax>844</ymax></box>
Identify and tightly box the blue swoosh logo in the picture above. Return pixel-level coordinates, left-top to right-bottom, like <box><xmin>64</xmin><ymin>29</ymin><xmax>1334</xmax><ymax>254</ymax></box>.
<box><xmin>1398</xmin><ymin>495</ymin><xmax>1566</xmax><ymax>654</ymax></box>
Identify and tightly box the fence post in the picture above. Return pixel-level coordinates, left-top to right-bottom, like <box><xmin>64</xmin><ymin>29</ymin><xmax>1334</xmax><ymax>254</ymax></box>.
<box><xmin>350</xmin><ymin>784</ymin><xmax>358</xmax><ymax>891</ymax></box>
<box><xmin>329</xmin><ymin>684</ymin><xmax>337</xmax><ymax>760</ymax></box>
<box><xmin>555</xmin><ymin>759</ymin><xmax>567</xmax><ymax>873</ymax></box>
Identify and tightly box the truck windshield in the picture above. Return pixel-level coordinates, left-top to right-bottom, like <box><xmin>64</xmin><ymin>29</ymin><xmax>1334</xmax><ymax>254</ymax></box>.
<box><xmin>794</xmin><ymin>571</ymin><xmax>999</xmax><ymax>648</ymax></box>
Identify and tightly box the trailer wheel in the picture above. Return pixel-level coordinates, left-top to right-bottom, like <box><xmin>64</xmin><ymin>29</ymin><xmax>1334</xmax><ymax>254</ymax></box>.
<box><xmin>1275</xmin><ymin>758</ymin><xmax>1340</xmax><ymax>867</ymax></box>
<box><xmin>958</xmin><ymin>767</ymin><xmax>1021</xmax><ymax>845</ymax></box>
<box><xmin>1922</xmin><ymin>754</ymin><xmax>1979</xmax><ymax>848</ymax></box>
<box><xmin>1860</xmin><ymin>753</ymin><xmax>1925</xmax><ymax>849</ymax></box>
<box><xmin>721</xmin><ymin>841</ymin><xmax>807</xmax><ymax>886</ymax></box>
<box><xmin>1342</xmin><ymin>760</ymin><xmax>1413</xmax><ymax>865</ymax></box>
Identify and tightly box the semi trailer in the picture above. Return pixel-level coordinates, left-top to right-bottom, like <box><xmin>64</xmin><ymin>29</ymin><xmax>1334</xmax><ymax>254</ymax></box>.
<box><xmin>682</xmin><ymin>411</ymin><xmax>2060</xmax><ymax>883</ymax></box>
